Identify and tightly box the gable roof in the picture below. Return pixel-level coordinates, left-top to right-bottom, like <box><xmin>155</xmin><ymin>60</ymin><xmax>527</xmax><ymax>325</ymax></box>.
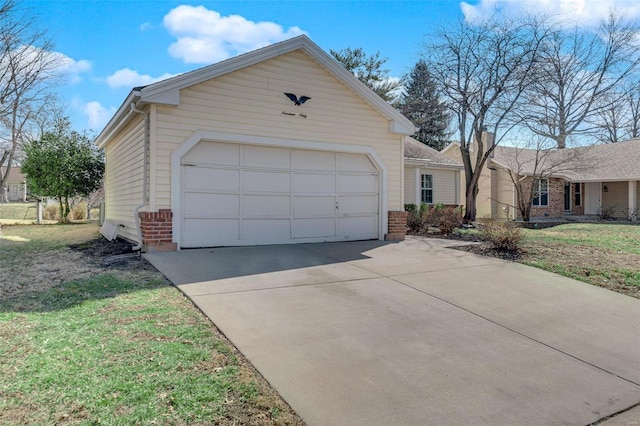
<box><xmin>0</xmin><ymin>166</ymin><xmax>26</xmax><ymax>184</ymax></box>
<box><xmin>404</xmin><ymin>137</ymin><xmax>462</xmax><ymax>167</ymax></box>
<box><xmin>96</xmin><ymin>35</ymin><xmax>415</xmax><ymax>148</ymax></box>
<box><xmin>490</xmin><ymin>138</ymin><xmax>640</xmax><ymax>182</ymax></box>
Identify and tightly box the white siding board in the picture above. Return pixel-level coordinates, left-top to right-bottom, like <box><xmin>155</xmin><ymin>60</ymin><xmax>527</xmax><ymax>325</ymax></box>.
<box><xmin>152</xmin><ymin>50</ymin><xmax>402</xmax><ymax>211</ymax></box>
<box><xmin>104</xmin><ymin>114</ymin><xmax>145</xmax><ymax>242</ymax></box>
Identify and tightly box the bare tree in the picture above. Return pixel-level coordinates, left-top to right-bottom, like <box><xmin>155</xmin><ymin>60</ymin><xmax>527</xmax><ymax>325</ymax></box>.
<box><xmin>593</xmin><ymin>92</ymin><xmax>627</xmax><ymax>143</ymax></box>
<box><xmin>0</xmin><ymin>0</ymin><xmax>57</xmax><ymax>202</ymax></box>
<box><xmin>424</xmin><ymin>16</ymin><xmax>548</xmax><ymax>222</ymax></box>
<box><xmin>499</xmin><ymin>135</ymin><xmax>592</xmax><ymax>221</ymax></box>
<box><xmin>623</xmin><ymin>82</ymin><xmax>640</xmax><ymax>139</ymax></box>
<box><xmin>519</xmin><ymin>13</ymin><xmax>640</xmax><ymax>148</ymax></box>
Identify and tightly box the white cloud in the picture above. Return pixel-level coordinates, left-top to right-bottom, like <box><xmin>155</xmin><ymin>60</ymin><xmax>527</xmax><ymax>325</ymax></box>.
<box><xmin>460</xmin><ymin>0</ymin><xmax>640</xmax><ymax>27</ymax></box>
<box><xmin>140</xmin><ymin>22</ymin><xmax>153</xmax><ymax>31</ymax></box>
<box><xmin>163</xmin><ymin>5</ymin><xmax>306</xmax><ymax>64</ymax></box>
<box><xmin>51</xmin><ymin>51</ymin><xmax>91</xmax><ymax>83</ymax></box>
<box><xmin>8</xmin><ymin>46</ymin><xmax>91</xmax><ymax>84</ymax></box>
<box><xmin>105</xmin><ymin>68</ymin><xmax>178</xmax><ymax>89</ymax></box>
<box><xmin>84</xmin><ymin>101</ymin><xmax>116</xmax><ymax>130</ymax></box>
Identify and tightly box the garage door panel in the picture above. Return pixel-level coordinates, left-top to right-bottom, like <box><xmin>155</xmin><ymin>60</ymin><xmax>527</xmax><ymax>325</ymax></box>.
<box><xmin>244</xmin><ymin>195</ymin><xmax>291</xmax><ymax>217</ymax></box>
<box><xmin>338</xmin><ymin>195</ymin><xmax>378</xmax><ymax>216</ymax></box>
<box><xmin>294</xmin><ymin>196</ymin><xmax>335</xmax><ymax>216</ymax></box>
<box><xmin>184</xmin><ymin>167</ymin><xmax>239</xmax><ymax>191</ymax></box>
<box><xmin>338</xmin><ymin>216</ymin><xmax>378</xmax><ymax>238</ymax></box>
<box><xmin>294</xmin><ymin>173</ymin><xmax>335</xmax><ymax>193</ymax></box>
<box><xmin>184</xmin><ymin>193</ymin><xmax>240</xmax><ymax>216</ymax></box>
<box><xmin>183</xmin><ymin>218</ymin><xmax>239</xmax><ymax>246</ymax></box>
<box><xmin>244</xmin><ymin>145</ymin><xmax>290</xmax><ymax>169</ymax></box>
<box><xmin>294</xmin><ymin>150</ymin><xmax>335</xmax><ymax>171</ymax></box>
<box><xmin>183</xmin><ymin>142</ymin><xmax>240</xmax><ymax>166</ymax></box>
<box><xmin>244</xmin><ymin>219</ymin><xmax>291</xmax><ymax>242</ymax></box>
<box><xmin>181</xmin><ymin>142</ymin><xmax>380</xmax><ymax>247</ymax></box>
<box><xmin>337</xmin><ymin>174</ymin><xmax>378</xmax><ymax>193</ymax></box>
<box><xmin>337</xmin><ymin>153</ymin><xmax>376</xmax><ymax>172</ymax></box>
<box><xmin>293</xmin><ymin>218</ymin><xmax>336</xmax><ymax>239</ymax></box>
<box><xmin>244</xmin><ymin>171</ymin><xmax>291</xmax><ymax>192</ymax></box>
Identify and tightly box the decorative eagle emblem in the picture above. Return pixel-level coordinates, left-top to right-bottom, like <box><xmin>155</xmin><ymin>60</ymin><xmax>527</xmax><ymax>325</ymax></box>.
<box><xmin>284</xmin><ymin>92</ymin><xmax>311</xmax><ymax>106</ymax></box>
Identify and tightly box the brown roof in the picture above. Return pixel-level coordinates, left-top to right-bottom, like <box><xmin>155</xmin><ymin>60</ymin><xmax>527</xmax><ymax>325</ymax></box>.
<box><xmin>490</xmin><ymin>138</ymin><xmax>640</xmax><ymax>182</ymax></box>
<box><xmin>404</xmin><ymin>137</ymin><xmax>461</xmax><ymax>166</ymax></box>
<box><xmin>0</xmin><ymin>166</ymin><xmax>26</xmax><ymax>184</ymax></box>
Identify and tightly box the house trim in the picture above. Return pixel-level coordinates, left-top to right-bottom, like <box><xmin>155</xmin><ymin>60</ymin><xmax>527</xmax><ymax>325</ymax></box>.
<box><xmin>96</xmin><ymin>36</ymin><xmax>415</xmax><ymax>149</ymax></box>
<box><xmin>170</xmin><ymin>130</ymin><xmax>389</xmax><ymax>250</ymax></box>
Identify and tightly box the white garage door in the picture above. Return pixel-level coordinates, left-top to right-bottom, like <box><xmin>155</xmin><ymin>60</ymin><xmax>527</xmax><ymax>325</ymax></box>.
<box><xmin>180</xmin><ymin>142</ymin><xmax>380</xmax><ymax>247</ymax></box>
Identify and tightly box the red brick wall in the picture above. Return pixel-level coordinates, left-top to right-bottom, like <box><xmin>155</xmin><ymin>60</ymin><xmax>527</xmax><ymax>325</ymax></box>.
<box><xmin>522</xmin><ymin>178</ymin><xmax>584</xmax><ymax>218</ymax></box>
<box><xmin>139</xmin><ymin>209</ymin><xmax>177</xmax><ymax>252</ymax></box>
<box><xmin>386</xmin><ymin>210</ymin><xmax>408</xmax><ymax>241</ymax></box>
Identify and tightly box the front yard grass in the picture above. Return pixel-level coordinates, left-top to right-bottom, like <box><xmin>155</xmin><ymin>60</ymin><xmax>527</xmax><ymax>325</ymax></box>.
<box><xmin>0</xmin><ymin>224</ymin><xmax>303</xmax><ymax>425</ymax></box>
<box><xmin>455</xmin><ymin>223</ymin><xmax>640</xmax><ymax>298</ymax></box>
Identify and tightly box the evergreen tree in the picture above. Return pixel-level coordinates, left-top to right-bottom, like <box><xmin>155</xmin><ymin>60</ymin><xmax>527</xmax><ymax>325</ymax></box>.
<box><xmin>330</xmin><ymin>47</ymin><xmax>400</xmax><ymax>103</ymax></box>
<box><xmin>398</xmin><ymin>60</ymin><xmax>451</xmax><ymax>150</ymax></box>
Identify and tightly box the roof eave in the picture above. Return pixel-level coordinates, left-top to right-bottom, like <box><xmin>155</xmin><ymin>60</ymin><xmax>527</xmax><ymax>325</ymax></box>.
<box><xmin>95</xmin><ymin>90</ymin><xmax>142</xmax><ymax>149</ymax></box>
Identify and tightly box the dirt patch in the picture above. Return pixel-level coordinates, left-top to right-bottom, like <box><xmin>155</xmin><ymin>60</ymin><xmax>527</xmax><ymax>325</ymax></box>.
<box><xmin>1</xmin><ymin>233</ymin><xmax>161</xmax><ymax>301</ymax></box>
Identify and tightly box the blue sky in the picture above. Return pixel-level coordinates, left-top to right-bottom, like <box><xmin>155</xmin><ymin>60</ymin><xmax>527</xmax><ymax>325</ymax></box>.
<box><xmin>24</xmin><ymin>0</ymin><xmax>640</xmax><ymax>133</ymax></box>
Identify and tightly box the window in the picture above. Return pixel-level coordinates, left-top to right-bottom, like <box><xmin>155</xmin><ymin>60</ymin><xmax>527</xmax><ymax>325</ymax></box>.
<box><xmin>421</xmin><ymin>174</ymin><xmax>433</xmax><ymax>204</ymax></box>
<box><xmin>574</xmin><ymin>183</ymin><xmax>581</xmax><ymax>206</ymax></box>
<box><xmin>533</xmin><ymin>178</ymin><xmax>549</xmax><ymax>206</ymax></box>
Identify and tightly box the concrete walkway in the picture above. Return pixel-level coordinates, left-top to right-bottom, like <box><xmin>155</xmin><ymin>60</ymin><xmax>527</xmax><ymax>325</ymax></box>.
<box><xmin>145</xmin><ymin>236</ymin><xmax>640</xmax><ymax>425</ymax></box>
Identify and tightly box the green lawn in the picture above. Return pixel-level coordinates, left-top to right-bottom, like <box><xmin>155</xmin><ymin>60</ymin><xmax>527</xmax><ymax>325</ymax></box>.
<box><xmin>0</xmin><ymin>224</ymin><xmax>302</xmax><ymax>425</ymax></box>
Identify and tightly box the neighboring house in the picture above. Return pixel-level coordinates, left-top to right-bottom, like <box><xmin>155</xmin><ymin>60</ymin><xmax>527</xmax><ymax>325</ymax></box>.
<box><xmin>0</xmin><ymin>166</ymin><xmax>28</xmax><ymax>202</ymax></box>
<box><xmin>442</xmin><ymin>135</ymin><xmax>640</xmax><ymax>221</ymax></box>
<box><xmin>403</xmin><ymin>137</ymin><xmax>463</xmax><ymax>207</ymax></box>
<box><xmin>95</xmin><ymin>35</ymin><xmax>415</xmax><ymax>251</ymax></box>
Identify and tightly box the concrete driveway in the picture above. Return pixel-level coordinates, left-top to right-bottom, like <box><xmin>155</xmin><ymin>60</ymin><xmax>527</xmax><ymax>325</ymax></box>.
<box><xmin>145</xmin><ymin>237</ymin><xmax>640</xmax><ymax>425</ymax></box>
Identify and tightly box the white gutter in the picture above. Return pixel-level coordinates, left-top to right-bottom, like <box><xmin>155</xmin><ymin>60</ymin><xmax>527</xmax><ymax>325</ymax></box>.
<box><xmin>95</xmin><ymin>90</ymin><xmax>141</xmax><ymax>149</ymax></box>
<box><xmin>129</xmin><ymin>102</ymin><xmax>149</xmax><ymax>251</ymax></box>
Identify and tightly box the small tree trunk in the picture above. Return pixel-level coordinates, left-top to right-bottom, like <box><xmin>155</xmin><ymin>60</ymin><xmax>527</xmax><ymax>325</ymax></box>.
<box><xmin>57</xmin><ymin>196</ymin><xmax>64</xmax><ymax>223</ymax></box>
<box><xmin>63</xmin><ymin>196</ymin><xmax>70</xmax><ymax>223</ymax></box>
<box><xmin>463</xmin><ymin>183</ymin><xmax>478</xmax><ymax>223</ymax></box>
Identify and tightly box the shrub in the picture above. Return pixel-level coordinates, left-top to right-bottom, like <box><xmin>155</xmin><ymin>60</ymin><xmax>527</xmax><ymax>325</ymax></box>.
<box><xmin>406</xmin><ymin>203</ymin><xmax>431</xmax><ymax>233</ymax></box>
<box><xmin>71</xmin><ymin>202</ymin><xmax>87</xmax><ymax>221</ymax></box>
<box><xmin>597</xmin><ymin>205</ymin><xmax>617</xmax><ymax>221</ymax></box>
<box><xmin>422</xmin><ymin>205</ymin><xmax>463</xmax><ymax>234</ymax></box>
<box><xmin>43</xmin><ymin>204</ymin><xmax>59</xmax><ymax>221</ymax></box>
<box><xmin>480</xmin><ymin>219</ymin><xmax>523</xmax><ymax>251</ymax></box>
<box><xmin>437</xmin><ymin>206</ymin><xmax>464</xmax><ymax>234</ymax></box>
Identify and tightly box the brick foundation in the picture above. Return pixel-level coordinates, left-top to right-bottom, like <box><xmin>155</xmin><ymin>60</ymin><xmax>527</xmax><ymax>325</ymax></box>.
<box><xmin>139</xmin><ymin>209</ymin><xmax>177</xmax><ymax>252</ymax></box>
<box><xmin>385</xmin><ymin>210</ymin><xmax>408</xmax><ymax>241</ymax></box>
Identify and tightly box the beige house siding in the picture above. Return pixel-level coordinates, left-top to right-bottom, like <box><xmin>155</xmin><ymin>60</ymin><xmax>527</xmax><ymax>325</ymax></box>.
<box><xmin>602</xmin><ymin>181</ymin><xmax>628</xmax><ymax>218</ymax></box>
<box><xmin>404</xmin><ymin>166</ymin><xmax>415</xmax><ymax>205</ymax></box>
<box><xmin>104</xmin><ymin>113</ymin><xmax>145</xmax><ymax>242</ymax></box>
<box><xmin>153</xmin><ymin>50</ymin><xmax>403</xmax><ymax>212</ymax></box>
<box><xmin>404</xmin><ymin>165</ymin><xmax>460</xmax><ymax>205</ymax></box>
<box><xmin>475</xmin><ymin>165</ymin><xmax>492</xmax><ymax>219</ymax></box>
<box><xmin>637</xmin><ymin>182</ymin><xmax>640</xmax><ymax>213</ymax></box>
<box><xmin>492</xmin><ymin>167</ymin><xmax>515</xmax><ymax>219</ymax></box>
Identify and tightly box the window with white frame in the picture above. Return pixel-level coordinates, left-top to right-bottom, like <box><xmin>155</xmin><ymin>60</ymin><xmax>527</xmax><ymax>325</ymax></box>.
<box><xmin>533</xmin><ymin>178</ymin><xmax>549</xmax><ymax>206</ymax></box>
<box><xmin>421</xmin><ymin>174</ymin><xmax>433</xmax><ymax>204</ymax></box>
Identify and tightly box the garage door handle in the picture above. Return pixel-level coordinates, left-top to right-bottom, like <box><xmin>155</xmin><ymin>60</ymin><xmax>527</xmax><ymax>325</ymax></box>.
<box><xmin>336</xmin><ymin>201</ymin><xmax>339</xmax><ymax>210</ymax></box>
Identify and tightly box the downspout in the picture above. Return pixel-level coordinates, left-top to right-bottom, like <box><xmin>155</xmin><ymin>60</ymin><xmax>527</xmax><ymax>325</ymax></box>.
<box><xmin>130</xmin><ymin>102</ymin><xmax>149</xmax><ymax>251</ymax></box>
